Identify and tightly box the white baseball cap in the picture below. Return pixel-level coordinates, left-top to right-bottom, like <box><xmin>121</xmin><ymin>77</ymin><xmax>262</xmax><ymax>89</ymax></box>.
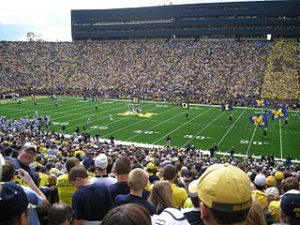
<box><xmin>95</xmin><ymin>154</ymin><xmax>108</xmax><ymax>169</ymax></box>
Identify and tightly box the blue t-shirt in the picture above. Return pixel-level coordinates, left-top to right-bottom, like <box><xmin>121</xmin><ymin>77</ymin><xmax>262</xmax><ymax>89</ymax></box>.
<box><xmin>109</xmin><ymin>181</ymin><xmax>130</xmax><ymax>202</ymax></box>
<box><xmin>72</xmin><ymin>183</ymin><xmax>113</xmax><ymax>221</ymax></box>
<box><xmin>115</xmin><ymin>194</ymin><xmax>156</xmax><ymax>215</ymax></box>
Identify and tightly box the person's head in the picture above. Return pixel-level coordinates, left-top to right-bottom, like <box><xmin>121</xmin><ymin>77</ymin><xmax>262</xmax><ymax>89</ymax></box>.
<box><xmin>0</xmin><ymin>182</ymin><xmax>29</xmax><ymax>225</ymax></box>
<box><xmin>95</xmin><ymin>154</ymin><xmax>108</xmax><ymax>170</ymax></box>
<box><xmin>149</xmin><ymin>181</ymin><xmax>175</xmax><ymax>211</ymax></box>
<box><xmin>280</xmin><ymin>189</ymin><xmax>300</xmax><ymax>225</ymax></box>
<box><xmin>197</xmin><ymin>164</ymin><xmax>252</xmax><ymax>225</ymax></box>
<box><xmin>265</xmin><ymin>175</ymin><xmax>276</xmax><ymax>187</ymax></box>
<box><xmin>265</xmin><ymin>186</ymin><xmax>280</xmax><ymax>207</ymax></box>
<box><xmin>102</xmin><ymin>203</ymin><xmax>151</xmax><ymax>225</ymax></box>
<box><xmin>68</xmin><ymin>166</ymin><xmax>88</xmax><ymax>188</ymax></box>
<box><xmin>65</xmin><ymin>157</ymin><xmax>80</xmax><ymax>173</ymax></box>
<box><xmin>48</xmin><ymin>174</ymin><xmax>58</xmax><ymax>186</ymax></box>
<box><xmin>282</xmin><ymin>176</ymin><xmax>299</xmax><ymax>193</ymax></box>
<box><xmin>274</xmin><ymin>171</ymin><xmax>284</xmax><ymax>182</ymax></box>
<box><xmin>128</xmin><ymin>168</ymin><xmax>148</xmax><ymax>192</ymax></box>
<box><xmin>245</xmin><ymin>200</ymin><xmax>267</xmax><ymax>225</ymax></box>
<box><xmin>1</xmin><ymin>160</ymin><xmax>15</xmax><ymax>182</ymax></box>
<box><xmin>162</xmin><ymin>164</ymin><xmax>177</xmax><ymax>182</ymax></box>
<box><xmin>17</xmin><ymin>142</ymin><xmax>37</xmax><ymax>166</ymax></box>
<box><xmin>253</xmin><ymin>174</ymin><xmax>266</xmax><ymax>191</ymax></box>
<box><xmin>48</xmin><ymin>203</ymin><xmax>73</xmax><ymax>225</ymax></box>
<box><xmin>113</xmin><ymin>156</ymin><xmax>131</xmax><ymax>175</ymax></box>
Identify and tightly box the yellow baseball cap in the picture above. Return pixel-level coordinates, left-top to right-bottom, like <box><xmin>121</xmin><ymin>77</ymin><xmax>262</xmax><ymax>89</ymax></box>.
<box><xmin>146</xmin><ymin>162</ymin><xmax>155</xmax><ymax>170</ymax></box>
<box><xmin>252</xmin><ymin>190</ymin><xmax>267</xmax><ymax>209</ymax></box>
<box><xmin>266</xmin><ymin>175</ymin><xmax>276</xmax><ymax>187</ymax></box>
<box><xmin>275</xmin><ymin>171</ymin><xmax>284</xmax><ymax>181</ymax></box>
<box><xmin>197</xmin><ymin>164</ymin><xmax>252</xmax><ymax>212</ymax></box>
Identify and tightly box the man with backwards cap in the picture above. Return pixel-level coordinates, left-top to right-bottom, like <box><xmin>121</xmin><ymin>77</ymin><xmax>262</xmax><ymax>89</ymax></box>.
<box><xmin>9</xmin><ymin>142</ymin><xmax>39</xmax><ymax>186</ymax></box>
<box><xmin>196</xmin><ymin>163</ymin><xmax>252</xmax><ymax>225</ymax></box>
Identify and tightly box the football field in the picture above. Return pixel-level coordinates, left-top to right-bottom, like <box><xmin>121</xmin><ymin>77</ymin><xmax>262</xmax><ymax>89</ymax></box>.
<box><xmin>0</xmin><ymin>96</ymin><xmax>299</xmax><ymax>160</ymax></box>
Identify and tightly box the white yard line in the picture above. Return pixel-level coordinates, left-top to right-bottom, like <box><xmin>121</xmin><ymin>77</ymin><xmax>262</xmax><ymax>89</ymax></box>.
<box><xmin>217</xmin><ymin>108</ymin><xmax>247</xmax><ymax>146</ymax></box>
<box><xmin>279</xmin><ymin>119</ymin><xmax>283</xmax><ymax>159</ymax></box>
<box><xmin>103</xmin><ymin>106</ymin><xmax>178</xmax><ymax>137</ymax></box>
<box><xmin>124</xmin><ymin>110</ymin><xmax>187</xmax><ymax>141</ymax></box>
<box><xmin>180</xmin><ymin>110</ymin><xmax>224</xmax><ymax>148</ymax></box>
<box><xmin>296</xmin><ymin>111</ymin><xmax>300</xmax><ymax>120</ymax></box>
<box><xmin>152</xmin><ymin>107</ymin><xmax>214</xmax><ymax>144</ymax></box>
<box><xmin>246</xmin><ymin>125</ymin><xmax>258</xmax><ymax>155</ymax></box>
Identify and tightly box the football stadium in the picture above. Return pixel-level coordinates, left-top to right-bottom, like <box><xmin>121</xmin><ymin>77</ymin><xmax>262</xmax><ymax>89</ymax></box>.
<box><xmin>1</xmin><ymin>1</ymin><xmax>300</xmax><ymax>224</ymax></box>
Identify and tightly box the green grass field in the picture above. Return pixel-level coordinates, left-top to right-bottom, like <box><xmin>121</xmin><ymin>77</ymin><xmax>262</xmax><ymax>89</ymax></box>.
<box><xmin>1</xmin><ymin>96</ymin><xmax>299</xmax><ymax>160</ymax></box>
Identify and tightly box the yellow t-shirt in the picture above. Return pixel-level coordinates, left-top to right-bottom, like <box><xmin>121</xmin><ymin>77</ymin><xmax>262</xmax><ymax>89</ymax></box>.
<box><xmin>57</xmin><ymin>173</ymin><xmax>76</xmax><ymax>207</ymax></box>
<box><xmin>170</xmin><ymin>183</ymin><xmax>188</xmax><ymax>208</ymax></box>
<box><xmin>38</xmin><ymin>172</ymin><xmax>49</xmax><ymax>187</ymax></box>
<box><xmin>183</xmin><ymin>197</ymin><xmax>194</xmax><ymax>208</ymax></box>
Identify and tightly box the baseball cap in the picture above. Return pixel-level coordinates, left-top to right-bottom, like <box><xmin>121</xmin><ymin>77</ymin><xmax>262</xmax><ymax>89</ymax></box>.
<box><xmin>146</xmin><ymin>162</ymin><xmax>155</xmax><ymax>170</ymax></box>
<box><xmin>197</xmin><ymin>164</ymin><xmax>252</xmax><ymax>212</ymax></box>
<box><xmin>265</xmin><ymin>187</ymin><xmax>279</xmax><ymax>198</ymax></box>
<box><xmin>275</xmin><ymin>171</ymin><xmax>284</xmax><ymax>181</ymax></box>
<box><xmin>252</xmin><ymin>190</ymin><xmax>267</xmax><ymax>209</ymax></box>
<box><xmin>188</xmin><ymin>178</ymin><xmax>200</xmax><ymax>198</ymax></box>
<box><xmin>0</xmin><ymin>182</ymin><xmax>29</xmax><ymax>221</ymax></box>
<box><xmin>95</xmin><ymin>154</ymin><xmax>108</xmax><ymax>169</ymax></box>
<box><xmin>281</xmin><ymin>189</ymin><xmax>300</xmax><ymax>220</ymax></box>
<box><xmin>254</xmin><ymin>174</ymin><xmax>266</xmax><ymax>187</ymax></box>
<box><xmin>23</xmin><ymin>142</ymin><xmax>37</xmax><ymax>152</ymax></box>
<box><xmin>266</xmin><ymin>175</ymin><xmax>276</xmax><ymax>187</ymax></box>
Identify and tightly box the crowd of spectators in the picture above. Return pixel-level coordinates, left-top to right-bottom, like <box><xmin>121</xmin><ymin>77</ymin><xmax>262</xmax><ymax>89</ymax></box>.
<box><xmin>0</xmin><ymin>39</ymin><xmax>300</xmax><ymax>224</ymax></box>
<box><xmin>0</xmin><ymin>117</ymin><xmax>300</xmax><ymax>224</ymax></box>
<box><xmin>0</xmin><ymin>39</ymin><xmax>281</xmax><ymax>105</ymax></box>
<box><xmin>261</xmin><ymin>40</ymin><xmax>300</xmax><ymax>101</ymax></box>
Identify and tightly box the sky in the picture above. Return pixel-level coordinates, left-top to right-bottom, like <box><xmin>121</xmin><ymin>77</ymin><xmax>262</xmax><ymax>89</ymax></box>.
<box><xmin>0</xmin><ymin>0</ymin><xmax>260</xmax><ymax>42</ymax></box>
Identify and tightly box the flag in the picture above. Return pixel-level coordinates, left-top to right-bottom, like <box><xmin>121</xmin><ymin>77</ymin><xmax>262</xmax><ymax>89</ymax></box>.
<box><xmin>255</xmin><ymin>99</ymin><xmax>268</xmax><ymax>108</ymax></box>
<box><xmin>249</xmin><ymin>113</ymin><xmax>268</xmax><ymax>127</ymax></box>
<box><xmin>221</xmin><ymin>103</ymin><xmax>233</xmax><ymax>111</ymax></box>
<box><xmin>132</xmin><ymin>97</ymin><xmax>140</xmax><ymax>104</ymax></box>
<box><xmin>270</xmin><ymin>106</ymin><xmax>288</xmax><ymax>120</ymax></box>
<box><xmin>181</xmin><ymin>102</ymin><xmax>189</xmax><ymax>109</ymax></box>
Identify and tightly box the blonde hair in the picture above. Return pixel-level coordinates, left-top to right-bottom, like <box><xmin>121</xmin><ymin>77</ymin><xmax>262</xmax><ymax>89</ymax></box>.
<box><xmin>245</xmin><ymin>200</ymin><xmax>267</xmax><ymax>225</ymax></box>
<box><xmin>149</xmin><ymin>181</ymin><xmax>175</xmax><ymax>213</ymax></box>
<box><xmin>48</xmin><ymin>174</ymin><xmax>57</xmax><ymax>186</ymax></box>
<box><xmin>128</xmin><ymin>168</ymin><xmax>148</xmax><ymax>191</ymax></box>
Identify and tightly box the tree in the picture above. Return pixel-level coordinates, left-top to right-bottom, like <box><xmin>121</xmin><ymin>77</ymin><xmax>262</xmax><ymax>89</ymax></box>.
<box><xmin>27</xmin><ymin>32</ymin><xmax>44</xmax><ymax>42</ymax></box>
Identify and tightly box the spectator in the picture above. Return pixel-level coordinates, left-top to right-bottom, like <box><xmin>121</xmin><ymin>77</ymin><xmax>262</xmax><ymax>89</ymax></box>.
<box><xmin>9</xmin><ymin>142</ymin><xmax>39</xmax><ymax>186</ymax></box>
<box><xmin>102</xmin><ymin>203</ymin><xmax>151</xmax><ymax>225</ymax></box>
<box><xmin>279</xmin><ymin>189</ymin><xmax>300</xmax><ymax>225</ymax></box>
<box><xmin>1</xmin><ymin>160</ymin><xmax>48</xmax><ymax>225</ymax></box>
<box><xmin>57</xmin><ymin>157</ymin><xmax>80</xmax><ymax>207</ymax></box>
<box><xmin>245</xmin><ymin>200</ymin><xmax>267</xmax><ymax>225</ymax></box>
<box><xmin>162</xmin><ymin>164</ymin><xmax>188</xmax><ymax>207</ymax></box>
<box><xmin>109</xmin><ymin>156</ymin><xmax>131</xmax><ymax>202</ymax></box>
<box><xmin>48</xmin><ymin>203</ymin><xmax>73</xmax><ymax>225</ymax></box>
<box><xmin>91</xmin><ymin>153</ymin><xmax>116</xmax><ymax>186</ymax></box>
<box><xmin>148</xmin><ymin>181</ymin><xmax>175</xmax><ymax>214</ymax></box>
<box><xmin>69</xmin><ymin>166</ymin><xmax>113</xmax><ymax>224</ymax></box>
<box><xmin>181</xmin><ymin>178</ymin><xmax>205</xmax><ymax>225</ymax></box>
<box><xmin>196</xmin><ymin>164</ymin><xmax>252</xmax><ymax>225</ymax></box>
<box><xmin>0</xmin><ymin>181</ymin><xmax>29</xmax><ymax>225</ymax></box>
<box><xmin>115</xmin><ymin>168</ymin><xmax>155</xmax><ymax>215</ymax></box>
